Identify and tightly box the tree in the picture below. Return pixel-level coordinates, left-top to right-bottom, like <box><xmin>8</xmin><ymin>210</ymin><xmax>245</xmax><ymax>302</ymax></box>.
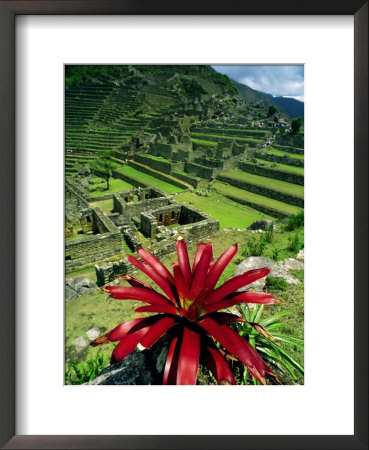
<box><xmin>91</xmin><ymin>152</ymin><xmax>114</xmax><ymax>190</ymax></box>
<box><xmin>291</xmin><ymin>117</ymin><xmax>302</xmax><ymax>135</ymax></box>
<box><xmin>267</xmin><ymin>105</ymin><xmax>278</xmax><ymax>117</ymax></box>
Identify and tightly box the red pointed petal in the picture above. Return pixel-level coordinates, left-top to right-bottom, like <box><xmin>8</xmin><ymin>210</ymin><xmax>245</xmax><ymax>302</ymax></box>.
<box><xmin>135</xmin><ymin>304</ymin><xmax>179</xmax><ymax>315</ymax></box>
<box><xmin>205</xmin><ymin>268</ymin><xmax>271</xmax><ymax>304</ymax></box>
<box><xmin>206</xmin><ymin>243</ymin><xmax>238</xmax><ymax>292</ymax></box>
<box><xmin>207</xmin><ymin>312</ymin><xmax>247</xmax><ymax>324</ymax></box>
<box><xmin>197</xmin><ymin>317</ymin><xmax>268</xmax><ymax>384</ymax></box>
<box><xmin>110</xmin><ymin>333</ymin><xmax>143</xmax><ymax>364</ymax></box>
<box><xmin>137</xmin><ymin>247</ymin><xmax>175</xmax><ymax>284</ymax></box>
<box><xmin>120</xmin><ymin>274</ymin><xmax>154</xmax><ymax>290</ymax></box>
<box><xmin>176</xmin><ymin>237</ymin><xmax>192</xmax><ymax>287</ymax></box>
<box><xmin>177</xmin><ymin>327</ymin><xmax>201</xmax><ymax>385</ymax></box>
<box><xmin>140</xmin><ymin>317</ymin><xmax>177</xmax><ymax>349</ymax></box>
<box><xmin>172</xmin><ymin>264</ymin><xmax>191</xmax><ymax>308</ymax></box>
<box><xmin>203</xmin><ymin>293</ymin><xmax>278</xmax><ymax>315</ymax></box>
<box><xmin>90</xmin><ymin>318</ymin><xmax>143</xmax><ymax>346</ymax></box>
<box><xmin>105</xmin><ymin>286</ymin><xmax>170</xmax><ymax>306</ymax></box>
<box><xmin>191</xmin><ymin>242</ymin><xmax>206</xmax><ymax>274</ymax></box>
<box><xmin>127</xmin><ymin>255</ymin><xmax>178</xmax><ymax>305</ymax></box>
<box><xmin>163</xmin><ymin>336</ymin><xmax>180</xmax><ymax>385</ymax></box>
<box><xmin>202</xmin><ymin>345</ymin><xmax>236</xmax><ymax>385</ymax></box>
<box><xmin>190</xmin><ymin>243</ymin><xmax>213</xmax><ymax>300</ymax></box>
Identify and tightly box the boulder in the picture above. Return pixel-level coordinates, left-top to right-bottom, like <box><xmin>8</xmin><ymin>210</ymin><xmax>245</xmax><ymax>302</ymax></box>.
<box><xmin>269</xmin><ymin>266</ymin><xmax>300</xmax><ymax>285</ymax></box>
<box><xmin>87</xmin><ymin>340</ymin><xmax>169</xmax><ymax>385</ymax></box>
<box><xmin>296</xmin><ymin>249</ymin><xmax>304</xmax><ymax>261</ymax></box>
<box><xmin>65</xmin><ymin>277</ymin><xmax>98</xmax><ymax>301</ymax></box>
<box><xmin>73</xmin><ymin>336</ymin><xmax>88</xmax><ymax>353</ymax></box>
<box><xmin>86</xmin><ymin>326</ymin><xmax>101</xmax><ymax>341</ymax></box>
<box><xmin>247</xmin><ymin>220</ymin><xmax>274</xmax><ymax>231</ymax></box>
<box><xmin>283</xmin><ymin>258</ymin><xmax>304</xmax><ymax>271</ymax></box>
<box><xmin>80</xmin><ymin>178</ymin><xmax>89</xmax><ymax>188</ymax></box>
<box><xmin>234</xmin><ymin>256</ymin><xmax>277</xmax><ymax>292</ymax></box>
<box><xmin>78</xmin><ymin>167</ymin><xmax>91</xmax><ymax>176</ymax></box>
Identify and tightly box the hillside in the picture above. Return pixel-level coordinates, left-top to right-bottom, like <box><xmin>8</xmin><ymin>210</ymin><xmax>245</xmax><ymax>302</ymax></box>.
<box><xmin>267</xmin><ymin>95</ymin><xmax>304</xmax><ymax>120</ymax></box>
<box><xmin>65</xmin><ymin>65</ymin><xmax>304</xmax><ymax>386</ymax></box>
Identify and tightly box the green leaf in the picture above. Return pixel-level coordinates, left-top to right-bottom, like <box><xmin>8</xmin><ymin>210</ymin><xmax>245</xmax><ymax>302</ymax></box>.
<box><xmin>272</xmin><ymin>334</ymin><xmax>304</xmax><ymax>350</ymax></box>
<box><xmin>260</xmin><ymin>311</ymin><xmax>291</xmax><ymax>327</ymax></box>
<box><xmin>266</xmin><ymin>341</ymin><xmax>304</xmax><ymax>375</ymax></box>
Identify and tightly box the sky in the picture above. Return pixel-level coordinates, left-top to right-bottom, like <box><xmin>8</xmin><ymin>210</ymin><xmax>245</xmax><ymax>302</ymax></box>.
<box><xmin>212</xmin><ymin>65</ymin><xmax>304</xmax><ymax>102</ymax></box>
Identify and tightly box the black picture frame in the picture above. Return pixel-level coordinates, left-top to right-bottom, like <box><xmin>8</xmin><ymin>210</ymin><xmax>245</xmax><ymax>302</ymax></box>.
<box><xmin>0</xmin><ymin>1</ymin><xmax>367</xmax><ymax>449</ymax></box>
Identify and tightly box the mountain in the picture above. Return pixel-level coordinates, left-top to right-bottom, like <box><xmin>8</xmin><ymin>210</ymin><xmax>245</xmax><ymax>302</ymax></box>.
<box><xmin>229</xmin><ymin>79</ymin><xmax>276</xmax><ymax>107</ymax></box>
<box><xmin>267</xmin><ymin>95</ymin><xmax>304</xmax><ymax>120</ymax></box>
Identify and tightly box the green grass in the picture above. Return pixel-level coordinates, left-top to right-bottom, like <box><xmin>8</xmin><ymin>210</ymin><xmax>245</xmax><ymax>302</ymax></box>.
<box><xmin>213</xmin><ymin>181</ymin><xmax>303</xmax><ymax>216</ymax></box>
<box><xmin>268</xmin><ymin>147</ymin><xmax>305</xmax><ymax>161</ymax></box>
<box><xmin>191</xmin><ymin>132</ymin><xmax>264</xmax><ymax>143</ymax></box>
<box><xmin>88</xmin><ymin>177</ymin><xmax>134</xmax><ymax>197</ymax></box>
<box><xmin>115</xmin><ymin>165</ymin><xmax>184</xmax><ymax>194</ymax></box>
<box><xmin>89</xmin><ymin>198</ymin><xmax>114</xmax><ymax>214</ymax></box>
<box><xmin>175</xmin><ymin>190</ymin><xmax>273</xmax><ymax>229</ymax></box>
<box><xmin>191</xmin><ymin>138</ymin><xmax>217</xmax><ymax>147</ymax></box>
<box><xmin>220</xmin><ymin>169</ymin><xmax>304</xmax><ymax>197</ymax></box>
<box><xmin>254</xmin><ymin>160</ymin><xmax>304</xmax><ymax>176</ymax></box>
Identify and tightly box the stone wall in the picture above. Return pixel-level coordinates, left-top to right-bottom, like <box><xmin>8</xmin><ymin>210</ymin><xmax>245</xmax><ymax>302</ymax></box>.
<box><xmin>65</xmin><ymin>207</ymin><xmax>125</xmax><ymax>272</ymax></box>
<box><xmin>140</xmin><ymin>203</ymin><xmax>219</xmax><ymax>241</ymax></box>
<box><xmin>128</xmin><ymin>161</ymin><xmax>189</xmax><ymax>189</ymax></box>
<box><xmin>275</xmin><ymin>134</ymin><xmax>304</xmax><ymax>149</ymax></box>
<box><xmin>254</xmin><ymin>150</ymin><xmax>304</xmax><ymax>168</ymax></box>
<box><xmin>141</xmin><ymin>204</ymin><xmax>182</xmax><ymax>239</ymax></box>
<box><xmin>185</xmin><ymin>161</ymin><xmax>214</xmax><ymax>179</ymax></box>
<box><xmin>172</xmin><ymin>171</ymin><xmax>200</xmax><ymax>188</ymax></box>
<box><xmin>134</xmin><ymin>154</ymin><xmax>173</xmax><ymax>174</ymax></box>
<box><xmin>238</xmin><ymin>161</ymin><xmax>304</xmax><ymax>186</ymax></box>
<box><xmin>113</xmin><ymin>190</ymin><xmax>172</xmax><ymax>219</ymax></box>
<box><xmin>217</xmin><ymin>174</ymin><xmax>304</xmax><ymax>207</ymax></box>
<box><xmin>95</xmin><ymin>259</ymin><xmax>134</xmax><ymax>287</ymax></box>
<box><xmin>65</xmin><ymin>178</ymin><xmax>89</xmax><ymax>223</ymax></box>
<box><xmin>148</xmin><ymin>143</ymin><xmax>173</xmax><ymax>159</ymax></box>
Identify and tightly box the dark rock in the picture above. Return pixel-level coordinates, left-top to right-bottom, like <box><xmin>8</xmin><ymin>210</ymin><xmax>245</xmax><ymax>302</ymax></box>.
<box><xmin>247</xmin><ymin>220</ymin><xmax>274</xmax><ymax>231</ymax></box>
<box><xmin>78</xmin><ymin>167</ymin><xmax>91</xmax><ymax>176</ymax></box>
<box><xmin>65</xmin><ymin>277</ymin><xmax>98</xmax><ymax>301</ymax></box>
<box><xmin>87</xmin><ymin>339</ymin><xmax>170</xmax><ymax>385</ymax></box>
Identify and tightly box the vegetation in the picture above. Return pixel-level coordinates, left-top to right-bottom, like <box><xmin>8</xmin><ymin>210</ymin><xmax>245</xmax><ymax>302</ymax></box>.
<box><xmin>91</xmin><ymin>152</ymin><xmax>115</xmax><ymax>190</ymax></box>
<box><xmin>90</xmin><ymin>240</ymin><xmax>281</xmax><ymax>385</ymax></box>
<box><xmin>291</xmin><ymin>117</ymin><xmax>303</xmax><ymax>135</ymax></box>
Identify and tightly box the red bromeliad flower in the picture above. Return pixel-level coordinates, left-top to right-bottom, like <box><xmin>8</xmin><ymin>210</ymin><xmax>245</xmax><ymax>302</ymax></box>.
<box><xmin>91</xmin><ymin>238</ymin><xmax>280</xmax><ymax>385</ymax></box>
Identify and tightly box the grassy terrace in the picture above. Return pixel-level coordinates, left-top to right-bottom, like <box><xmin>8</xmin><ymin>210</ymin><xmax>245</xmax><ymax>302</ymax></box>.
<box><xmin>191</xmin><ymin>138</ymin><xmax>217</xmax><ymax>147</ymax></box>
<box><xmin>114</xmin><ymin>165</ymin><xmax>184</xmax><ymax>194</ymax></box>
<box><xmin>191</xmin><ymin>132</ymin><xmax>264</xmax><ymax>144</ymax></box>
<box><xmin>221</xmin><ymin>169</ymin><xmax>304</xmax><ymax>197</ymax></box>
<box><xmin>88</xmin><ymin>177</ymin><xmax>134</xmax><ymax>197</ymax></box>
<box><xmin>174</xmin><ymin>190</ymin><xmax>272</xmax><ymax>229</ymax></box>
<box><xmin>264</xmin><ymin>147</ymin><xmax>305</xmax><ymax>161</ymax></box>
<box><xmin>253</xmin><ymin>160</ymin><xmax>305</xmax><ymax>176</ymax></box>
<box><xmin>214</xmin><ymin>181</ymin><xmax>303</xmax><ymax>216</ymax></box>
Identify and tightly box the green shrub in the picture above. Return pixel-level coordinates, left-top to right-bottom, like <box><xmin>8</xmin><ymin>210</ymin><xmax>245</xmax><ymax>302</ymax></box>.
<box><xmin>265</xmin><ymin>224</ymin><xmax>274</xmax><ymax>243</ymax></box>
<box><xmin>65</xmin><ymin>353</ymin><xmax>107</xmax><ymax>385</ymax></box>
<box><xmin>242</xmin><ymin>234</ymin><xmax>267</xmax><ymax>257</ymax></box>
<box><xmin>265</xmin><ymin>276</ymin><xmax>288</xmax><ymax>292</ymax></box>
<box><xmin>287</xmin><ymin>232</ymin><xmax>301</xmax><ymax>252</ymax></box>
<box><xmin>285</xmin><ymin>211</ymin><xmax>304</xmax><ymax>231</ymax></box>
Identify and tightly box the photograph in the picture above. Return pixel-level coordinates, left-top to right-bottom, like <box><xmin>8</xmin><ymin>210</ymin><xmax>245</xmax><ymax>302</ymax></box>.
<box><xmin>65</xmin><ymin>64</ymin><xmax>305</xmax><ymax>386</ymax></box>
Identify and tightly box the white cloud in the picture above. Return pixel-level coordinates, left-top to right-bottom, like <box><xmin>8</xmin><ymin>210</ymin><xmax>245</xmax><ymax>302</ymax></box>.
<box><xmin>213</xmin><ymin>65</ymin><xmax>304</xmax><ymax>101</ymax></box>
